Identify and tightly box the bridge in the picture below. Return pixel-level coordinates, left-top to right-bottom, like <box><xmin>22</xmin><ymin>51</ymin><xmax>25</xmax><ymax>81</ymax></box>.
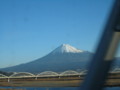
<box><xmin>0</xmin><ymin>70</ymin><xmax>120</xmax><ymax>87</ymax></box>
<box><xmin>0</xmin><ymin>70</ymin><xmax>86</xmax><ymax>82</ymax></box>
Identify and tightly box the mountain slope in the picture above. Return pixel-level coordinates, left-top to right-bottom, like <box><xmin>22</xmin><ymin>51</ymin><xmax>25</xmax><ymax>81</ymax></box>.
<box><xmin>0</xmin><ymin>44</ymin><xmax>93</xmax><ymax>73</ymax></box>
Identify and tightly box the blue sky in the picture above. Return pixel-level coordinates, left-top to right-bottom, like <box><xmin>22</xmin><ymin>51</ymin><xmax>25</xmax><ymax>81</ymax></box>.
<box><xmin>0</xmin><ymin>0</ymin><xmax>116</xmax><ymax>68</ymax></box>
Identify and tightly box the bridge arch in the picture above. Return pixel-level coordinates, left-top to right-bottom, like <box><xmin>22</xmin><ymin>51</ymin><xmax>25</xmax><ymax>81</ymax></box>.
<box><xmin>37</xmin><ymin>71</ymin><xmax>59</xmax><ymax>77</ymax></box>
<box><xmin>60</xmin><ymin>70</ymin><xmax>79</xmax><ymax>76</ymax></box>
<box><xmin>0</xmin><ymin>74</ymin><xmax>8</xmax><ymax>78</ymax></box>
<box><xmin>79</xmin><ymin>70</ymin><xmax>88</xmax><ymax>75</ymax></box>
<box><xmin>10</xmin><ymin>72</ymin><xmax>35</xmax><ymax>78</ymax></box>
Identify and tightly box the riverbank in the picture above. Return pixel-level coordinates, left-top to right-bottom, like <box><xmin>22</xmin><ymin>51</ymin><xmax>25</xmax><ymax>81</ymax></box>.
<box><xmin>0</xmin><ymin>76</ymin><xmax>120</xmax><ymax>87</ymax></box>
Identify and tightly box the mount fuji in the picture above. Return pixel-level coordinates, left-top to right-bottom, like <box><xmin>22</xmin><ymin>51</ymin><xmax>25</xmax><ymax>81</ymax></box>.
<box><xmin>0</xmin><ymin>44</ymin><xmax>93</xmax><ymax>73</ymax></box>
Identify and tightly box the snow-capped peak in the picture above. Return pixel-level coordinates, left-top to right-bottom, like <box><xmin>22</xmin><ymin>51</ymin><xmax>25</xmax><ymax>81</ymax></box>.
<box><xmin>51</xmin><ymin>44</ymin><xmax>84</xmax><ymax>54</ymax></box>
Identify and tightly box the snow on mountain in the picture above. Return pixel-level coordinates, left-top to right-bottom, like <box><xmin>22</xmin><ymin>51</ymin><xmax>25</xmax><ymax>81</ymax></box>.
<box><xmin>51</xmin><ymin>44</ymin><xmax>84</xmax><ymax>54</ymax></box>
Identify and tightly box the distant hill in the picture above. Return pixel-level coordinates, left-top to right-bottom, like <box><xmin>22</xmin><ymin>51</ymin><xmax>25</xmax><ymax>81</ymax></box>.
<box><xmin>0</xmin><ymin>44</ymin><xmax>94</xmax><ymax>73</ymax></box>
<box><xmin>1</xmin><ymin>44</ymin><xmax>120</xmax><ymax>73</ymax></box>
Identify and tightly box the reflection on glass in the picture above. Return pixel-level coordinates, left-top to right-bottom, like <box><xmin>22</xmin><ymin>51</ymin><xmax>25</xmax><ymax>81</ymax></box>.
<box><xmin>0</xmin><ymin>0</ymin><xmax>116</xmax><ymax>90</ymax></box>
<box><xmin>104</xmin><ymin>46</ymin><xmax>120</xmax><ymax>89</ymax></box>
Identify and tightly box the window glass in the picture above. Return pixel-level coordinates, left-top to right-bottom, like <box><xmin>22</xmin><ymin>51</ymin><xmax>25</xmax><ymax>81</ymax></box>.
<box><xmin>104</xmin><ymin>45</ymin><xmax>120</xmax><ymax>90</ymax></box>
<box><xmin>0</xmin><ymin>0</ymin><xmax>116</xmax><ymax>90</ymax></box>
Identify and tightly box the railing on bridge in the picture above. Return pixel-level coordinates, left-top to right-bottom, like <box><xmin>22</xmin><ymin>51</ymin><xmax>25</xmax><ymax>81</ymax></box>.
<box><xmin>0</xmin><ymin>69</ymin><xmax>120</xmax><ymax>82</ymax></box>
